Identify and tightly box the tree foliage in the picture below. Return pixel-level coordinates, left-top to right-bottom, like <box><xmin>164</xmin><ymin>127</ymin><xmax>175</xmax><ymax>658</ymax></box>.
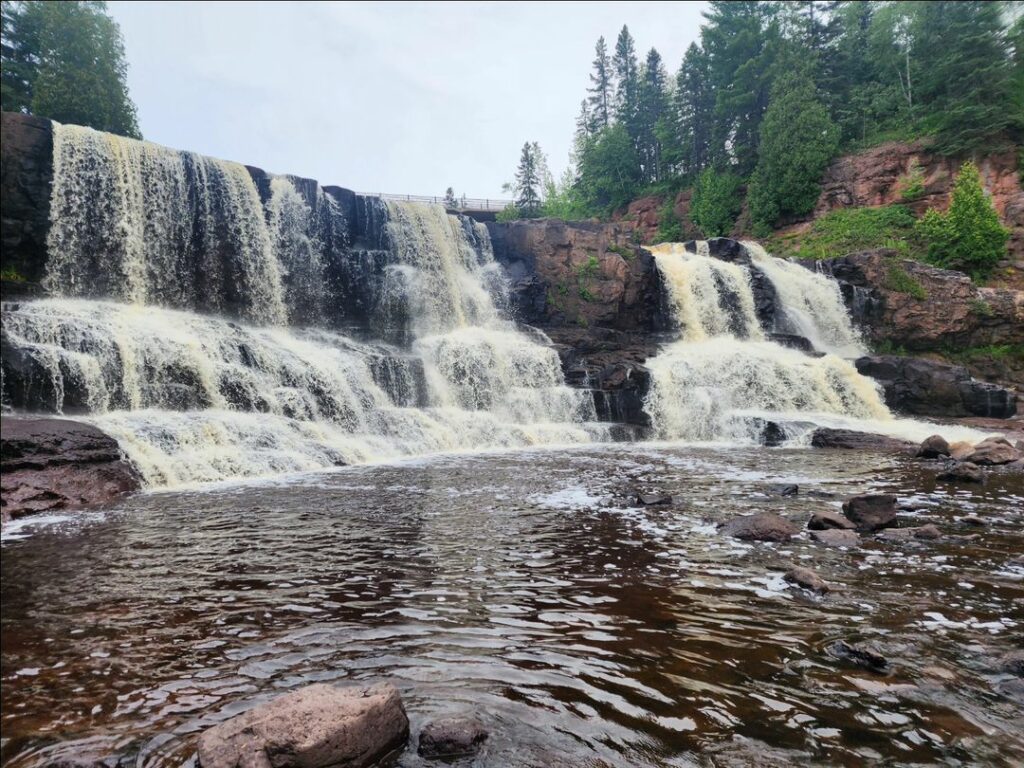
<box><xmin>690</xmin><ymin>169</ymin><xmax>743</xmax><ymax>237</ymax></box>
<box><xmin>915</xmin><ymin>162</ymin><xmax>1009</xmax><ymax>277</ymax></box>
<box><xmin>1</xmin><ymin>0</ymin><xmax>140</xmax><ymax>137</ymax></box>
<box><xmin>748</xmin><ymin>71</ymin><xmax>839</xmax><ymax>231</ymax></box>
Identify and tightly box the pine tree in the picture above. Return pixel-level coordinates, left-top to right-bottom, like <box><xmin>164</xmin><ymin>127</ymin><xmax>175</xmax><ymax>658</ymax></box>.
<box><xmin>912</xmin><ymin>1</ymin><xmax>1019</xmax><ymax>153</ymax></box>
<box><xmin>672</xmin><ymin>42</ymin><xmax>715</xmax><ymax>176</ymax></box>
<box><xmin>637</xmin><ymin>47</ymin><xmax>668</xmax><ymax>184</ymax></box>
<box><xmin>443</xmin><ymin>187</ymin><xmax>458</xmax><ymax>209</ymax></box>
<box><xmin>514</xmin><ymin>142</ymin><xmax>542</xmax><ymax>217</ymax></box>
<box><xmin>748</xmin><ymin>70</ymin><xmax>839</xmax><ymax>231</ymax></box>
<box><xmin>612</xmin><ymin>25</ymin><xmax>640</xmax><ymax>139</ymax></box>
<box><xmin>916</xmin><ymin>161</ymin><xmax>1009</xmax><ymax>277</ymax></box>
<box><xmin>586</xmin><ymin>36</ymin><xmax>612</xmax><ymax>132</ymax></box>
<box><xmin>2</xmin><ymin>1</ymin><xmax>140</xmax><ymax>137</ymax></box>
<box><xmin>577</xmin><ymin>123</ymin><xmax>641</xmax><ymax>212</ymax></box>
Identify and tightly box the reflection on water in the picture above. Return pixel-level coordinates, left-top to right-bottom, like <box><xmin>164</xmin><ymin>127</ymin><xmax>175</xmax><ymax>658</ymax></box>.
<box><xmin>2</xmin><ymin>445</ymin><xmax>1022</xmax><ymax>766</ymax></box>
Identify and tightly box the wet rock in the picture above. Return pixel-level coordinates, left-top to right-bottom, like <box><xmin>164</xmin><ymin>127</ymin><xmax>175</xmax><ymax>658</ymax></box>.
<box><xmin>808</xmin><ymin>510</ymin><xmax>856</xmax><ymax>531</ymax></box>
<box><xmin>418</xmin><ymin>716</ymin><xmax>489</xmax><ymax>759</ymax></box>
<box><xmin>877</xmin><ymin>524</ymin><xmax>943</xmax><ymax>541</ymax></box>
<box><xmin>1</xmin><ymin>417</ymin><xmax>141</xmax><ymax>521</ymax></box>
<box><xmin>854</xmin><ymin>355</ymin><xmax>1017</xmax><ymax>419</ymax></box>
<box><xmin>758</xmin><ymin>420</ymin><xmax>787</xmax><ymax>447</ymax></box>
<box><xmin>810</xmin><ymin>529</ymin><xmax>861</xmax><ymax>548</ymax></box>
<box><xmin>999</xmin><ymin>650</ymin><xmax>1024</xmax><ymax>677</ymax></box>
<box><xmin>196</xmin><ymin>683</ymin><xmax>408</xmax><ymax>768</ymax></box>
<box><xmin>949</xmin><ymin>440</ymin><xmax>976</xmax><ymax>461</ymax></box>
<box><xmin>784</xmin><ymin>567</ymin><xmax>829</xmax><ymax>594</ymax></box>
<box><xmin>962</xmin><ymin>515</ymin><xmax>986</xmax><ymax>526</ymax></box>
<box><xmin>966</xmin><ymin>436</ymin><xmax>1022</xmax><ymax>466</ymax></box>
<box><xmin>720</xmin><ymin>513</ymin><xmax>798</xmax><ymax>542</ymax></box>
<box><xmin>841</xmin><ymin>494</ymin><xmax>898</xmax><ymax>532</ymax></box>
<box><xmin>767</xmin><ymin>333</ymin><xmax>814</xmax><ymax>352</ymax></box>
<box><xmin>769</xmin><ymin>483</ymin><xmax>799</xmax><ymax>497</ymax></box>
<box><xmin>636</xmin><ymin>493</ymin><xmax>671</xmax><ymax>506</ymax></box>
<box><xmin>916</xmin><ymin>434</ymin><xmax>950</xmax><ymax>459</ymax></box>
<box><xmin>826</xmin><ymin>640</ymin><xmax>889</xmax><ymax>673</ymax></box>
<box><xmin>810</xmin><ymin>428</ymin><xmax>915</xmax><ymax>452</ymax></box>
<box><xmin>936</xmin><ymin>461</ymin><xmax>985</xmax><ymax>484</ymax></box>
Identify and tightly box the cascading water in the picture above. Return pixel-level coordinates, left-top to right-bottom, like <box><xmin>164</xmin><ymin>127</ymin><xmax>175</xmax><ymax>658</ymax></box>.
<box><xmin>2</xmin><ymin>124</ymin><xmax>608</xmax><ymax>487</ymax></box>
<box><xmin>644</xmin><ymin>241</ymin><xmax>904</xmax><ymax>443</ymax></box>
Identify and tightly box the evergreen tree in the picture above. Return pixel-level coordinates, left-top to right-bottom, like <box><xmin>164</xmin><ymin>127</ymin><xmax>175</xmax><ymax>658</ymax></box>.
<box><xmin>587</xmin><ymin>36</ymin><xmax>612</xmax><ymax>132</ymax></box>
<box><xmin>576</xmin><ymin>123</ymin><xmax>641</xmax><ymax>212</ymax></box>
<box><xmin>690</xmin><ymin>168</ymin><xmax>743</xmax><ymax>237</ymax></box>
<box><xmin>637</xmin><ymin>47</ymin><xmax>668</xmax><ymax>184</ymax></box>
<box><xmin>443</xmin><ymin>187</ymin><xmax>458</xmax><ymax>209</ymax></box>
<box><xmin>912</xmin><ymin>1</ymin><xmax>1019</xmax><ymax>153</ymax></box>
<box><xmin>1</xmin><ymin>1</ymin><xmax>140</xmax><ymax>137</ymax></box>
<box><xmin>513</xmin><ymin>142</ymin><xmax>542</xmax><ymax>217</ymax></box>
<box><xmin>748</xmin><ymin>71</ymin><xmax>838</xmax><ymax>231</ymax></box>
<box><xmin>612</xmin><ymin>25</ymin><xmax>640</xmax><ymax>139</ymax></box>
<box><xmin>916</xmin><ymin>161</ymin><xmax>1009</xmax><ymax>277</ymax></box>
<box><xmin>672</xmin><ymin>42</ymin><xmax>715</xmax><ymax>176</ymax></box>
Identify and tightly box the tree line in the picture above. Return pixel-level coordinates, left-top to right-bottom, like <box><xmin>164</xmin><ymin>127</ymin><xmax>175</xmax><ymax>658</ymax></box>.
<box><xmin>508</xmin><ymin>1</ymin><xmax>1022</xmax><ymax>236</ymax></box>
<box><xmin>2</xmin><ymin>0</ymin><xmax>140</xmax><ymax>138</ymax></box>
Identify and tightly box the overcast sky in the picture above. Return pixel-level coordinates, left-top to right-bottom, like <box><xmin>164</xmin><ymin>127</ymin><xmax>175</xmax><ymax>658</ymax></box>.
<box><xmin>108</xmin><ymin>1</ymin><xmax>708</xmax><ymax>199</ymax></box>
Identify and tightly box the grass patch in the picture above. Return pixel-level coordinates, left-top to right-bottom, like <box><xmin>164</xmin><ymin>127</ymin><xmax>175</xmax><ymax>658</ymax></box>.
<box><xmin>1</xmin><ymin>266</ymin><xmax>26</xmax><ymax>282</ymax></box>
<box><xmin>885</xmin><ymin>261</ymin><xmax>928</xmax><ymax>299</ymax></box>
<box><xmin>766</xmin><ymin>205</ymin><xmax>921</xmax><ymax>261</ymax></box>
<box><xmin>607</xmin><ymin>243</ymin><xmax>634</xmax><ymax>261</ymax></box>
<box><xmin>944</xmin><ymin>343</ymin><xmax>1024</xmax><ymax>362</ymax></box>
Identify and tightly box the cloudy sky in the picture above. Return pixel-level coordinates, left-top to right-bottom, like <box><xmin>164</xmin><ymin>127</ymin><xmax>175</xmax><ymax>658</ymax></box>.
<box><xmin>108</xmin><ymin>1</ymin><xmax>708</xmax><ymax>199</ymax></box>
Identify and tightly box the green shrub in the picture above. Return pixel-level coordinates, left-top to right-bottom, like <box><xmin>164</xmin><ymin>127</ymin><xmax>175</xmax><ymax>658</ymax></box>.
<box><xmin>495</xmin><ymin>204</ymin><xmax>521</xmax><ymax>222</ymax></box>
<box><xmin>691</xmin><ymin>169</ymin><xmax>742</xmax><ymax>237</ymax></box>
<box><xmin>765</xmin><ymin>205</ymin><xmax>918</xmax><ymax>261</ymax></box>
<box><xmin>1</xmin><ymin>266</ymin><xmax>26</xmax><ymax>282</ymax></box>
<box><xmin>897</xmin><ymin>161</ymin><xmax>926</xmax><ymax>202</ymax></box>
<box><xmin>655</xmin><ymin>197</ymin><xmax>683</xmax><ymax>242</ymax></box>
<box><xmin>915</xmin><ymin>162</ymin><xmax>1009</xmax><ymax>279</ymax></box>
<box><xmin>885</xmin><ymin>261</ymin><xmax>928</xmax><ymax>299</ymax></box>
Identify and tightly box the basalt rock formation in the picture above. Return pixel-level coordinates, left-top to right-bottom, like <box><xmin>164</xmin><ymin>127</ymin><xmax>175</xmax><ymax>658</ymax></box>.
<box><xmin>0</xmin><ymin>417</ymin><xmax>141</xmax><ymax>521</ymax></box>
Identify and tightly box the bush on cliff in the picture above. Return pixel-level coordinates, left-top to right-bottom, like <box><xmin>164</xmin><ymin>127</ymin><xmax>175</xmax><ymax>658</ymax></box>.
<box><xmin>690</xmin><ymin>169</ymin><xmax>742</xmax><ymax>237</ymax></box>
<box><xmin>765</xmin><ymin>205</ymin><xmax>919</xmax><ymax>261</ymax></box>
<box><xmin>915</xmin><ymin>162</ymin><xmax>1008</xmax><ymax>279</ymax></box>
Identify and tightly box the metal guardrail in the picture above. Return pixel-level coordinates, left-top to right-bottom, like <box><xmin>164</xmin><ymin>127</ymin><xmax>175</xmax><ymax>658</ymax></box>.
<box><xmin>356</xmin><ymin>192</ymin><xmax>514</xmax><ymax>212</ymax></box>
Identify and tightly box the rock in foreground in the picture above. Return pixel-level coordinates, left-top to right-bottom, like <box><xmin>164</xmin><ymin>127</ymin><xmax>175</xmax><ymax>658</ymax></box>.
<box><xmin>1</xmin><ymin>417</ymin><xmax>141</xmax><ymax>522</ymax></box>
<box><xmin>720</xmin><ymin>513</ymin><xmax>798</xmax><ymax>542</ymax></box>
<box><xmin>418</xmin><ymin>716</ymin><xmax>489</xmax><ymax>759</ymax></box>
<box><xmin>197</xmin><ymin>683</ymin><xmax>408</xmax><ymax>768</ymax></box>
<box><xmin>841</xmin><ymin>494</ymin><xmax>897</xmax><ymax>532</ymax></box>
<box><xmin>784</xmin><ymin>567</ymin><xmax>829</xmax><ymax>594</ymax></box>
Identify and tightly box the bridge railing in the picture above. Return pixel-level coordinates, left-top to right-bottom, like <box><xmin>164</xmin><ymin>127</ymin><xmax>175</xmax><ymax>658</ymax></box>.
<box><xmin>356</xmin><ymin>192</ymin><xmax>514</xmax><ymax>212</ymax></box>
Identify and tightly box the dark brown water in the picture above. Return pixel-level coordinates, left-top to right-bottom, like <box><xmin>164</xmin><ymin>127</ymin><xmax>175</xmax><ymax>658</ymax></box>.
<box><xmin>2</xmin><ymin>445</ymin><xmax>1023</xmax><ymax>767</ymax></box>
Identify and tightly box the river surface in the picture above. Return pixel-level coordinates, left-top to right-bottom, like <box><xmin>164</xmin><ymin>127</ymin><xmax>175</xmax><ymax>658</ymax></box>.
<box><xmin>2</xmin><ymin>444</ymin><xmax>1023</xmax><ymax>767</ymax></box>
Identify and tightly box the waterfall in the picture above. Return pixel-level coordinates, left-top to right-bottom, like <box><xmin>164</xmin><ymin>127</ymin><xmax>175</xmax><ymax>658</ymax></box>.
<box><xmin>644</xmin><ymin>241</ymin><xmax>892</xmax><ymax>442</ymax></box>
<box><xmin>2</xmin><ymin>126</ymin><xmax>610</xmax><ymax>487</ymax></box>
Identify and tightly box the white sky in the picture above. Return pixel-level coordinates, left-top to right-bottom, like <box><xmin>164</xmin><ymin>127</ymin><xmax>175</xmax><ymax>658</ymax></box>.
<box><xmin>108</xmin><ymin>1</ymin><xmax>708</xmax><ymax>199</ymax></box>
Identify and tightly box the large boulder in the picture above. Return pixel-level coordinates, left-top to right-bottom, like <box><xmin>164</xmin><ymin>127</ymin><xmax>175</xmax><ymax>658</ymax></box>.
<box><xmin>965</xmin><ymin>436</ymin><xmax>1022</xmax><ymax>466</ymax></box>
<box><xmin>810</xmin><ymin>428</ymin><xmax>915</xmax><ymax>452</ymax></box>
<box><xmin>1</xmin><ymin>417</ymin><xmax>141</xmax><ymax>522</ymax></box>
<box><xmin>855</xmin><ymin>356</ymin><xmax>1017</xmax><ymax>419</ymax></box>
<box><xmin>916</xmin><ymin>434</ymin><xmax>950</xmax><ymax>459</ymax></box>
<box><xmin>197</xmin><ymin>683</ymin><xmax>408</xmax><ymax>768</ymax></box>
<box><xmin>841</xmin><ymin>494</ymin><xmax>898</xmax><ymax>532</ymax></box>
<box><xmin>720</xmin><ymin>513</ymin><xmax>799</xmax><ymax>542</ymax></box>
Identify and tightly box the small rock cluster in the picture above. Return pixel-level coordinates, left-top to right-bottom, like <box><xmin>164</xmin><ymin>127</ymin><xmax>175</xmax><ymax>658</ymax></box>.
<box><xmin>916</xmin><ymin>433</ymin><xmax>1024</xmax><ymax>485</ymax></box>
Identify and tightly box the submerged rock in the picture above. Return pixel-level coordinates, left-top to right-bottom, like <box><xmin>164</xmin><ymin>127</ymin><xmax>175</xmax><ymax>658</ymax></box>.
<box><xmin>769</xmin><ymin>483</ymin><xmax>799</xmax><ymax>497</ymax></box>
<box><xmin>784</xmin><ymin>567</ymin><xmax>829</xmax><ymax>594</ymax></box>
<box><xmin>720</xmin><ymin>513</ymin><xmax>798</xmax><ymax>542</ymax></box>
<box><xmin>936</xmin><ymin>462</ymin><xmax>985</xmax><ymax>484</ymax></box>
<box><xmin>808</xmin><ymin>510</ymin><xmax>856</xmax><ymax>531</ymax></box>
<box><xmin>196</xmin><ymin>683</ymin><xmax>408</xmax><ymax>768</ymax></box>
<box><xmin>826</xmin><ymin>640</ymin><xmax>889</xmax><ymax>673</ymax></box>
<box><xmin>810</xmin><ymin>529</ymin><xmax>861</xmax><ymax>548</ymax></box>
<box><xmin>841</xmin><ymin>494</ymin><xmax>898</xmax><ymax>532</ymax></box>
<box><xmin>636</xmin><ymin>493</ymin><xmax>672</xmax><ymax>506</ymax></box>
<box><xmin>916</xmin><ymin>434</ymin><xmax>950</xmax><ymax>459</ymax></box>
<box><xmin>999</xmin><ymin>650</ymin><xmax>1024</xmax><ymax>677</ymax></box>
<box><xmin>878</xmin><ymin>524</ymin><xmax>943</xmax><ymax>541</ymax></box>
<box><xmin>418</xmin><ymin>716</ymin><xmax>489</xmax><ymax>759</ymax></box>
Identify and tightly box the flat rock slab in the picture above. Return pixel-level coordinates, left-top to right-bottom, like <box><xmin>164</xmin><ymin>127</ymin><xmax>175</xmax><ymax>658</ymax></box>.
<box><xmin>878</xmin><ymin>524</ymin><xmax>942</xmax><ymax>542</ymax></box>
<box><xmin>418</xmin><ymin>717</ymin><xmax>489</xmax><ymax>759</ymax></box>
<box><xmin>937</xmin><ymin>462</ymin><xmax>985</xmax><ymax>483</ymax></box>
<box><xmin>810</xmin><ymin>529</ymin><xmax>861</xmax><ymax>548</ymax></box>
<box><xmin>810</xmin><ymin>428</ymin><xmax>915</xmax><ymax>453</ymax></box>
<box><xmin>720</xmin><ymin>513</ymin><xmax>798</xmax><ymax>542</ymax></box>
<box><xmin>197</xmin><ymin>683</ymin><xmax>408</xmax><ymax>768</ymax></box>
<box><xmin>841</xmin><ymin>494</ymin><xmax>897</xmax><ymax>532</ymax></box>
